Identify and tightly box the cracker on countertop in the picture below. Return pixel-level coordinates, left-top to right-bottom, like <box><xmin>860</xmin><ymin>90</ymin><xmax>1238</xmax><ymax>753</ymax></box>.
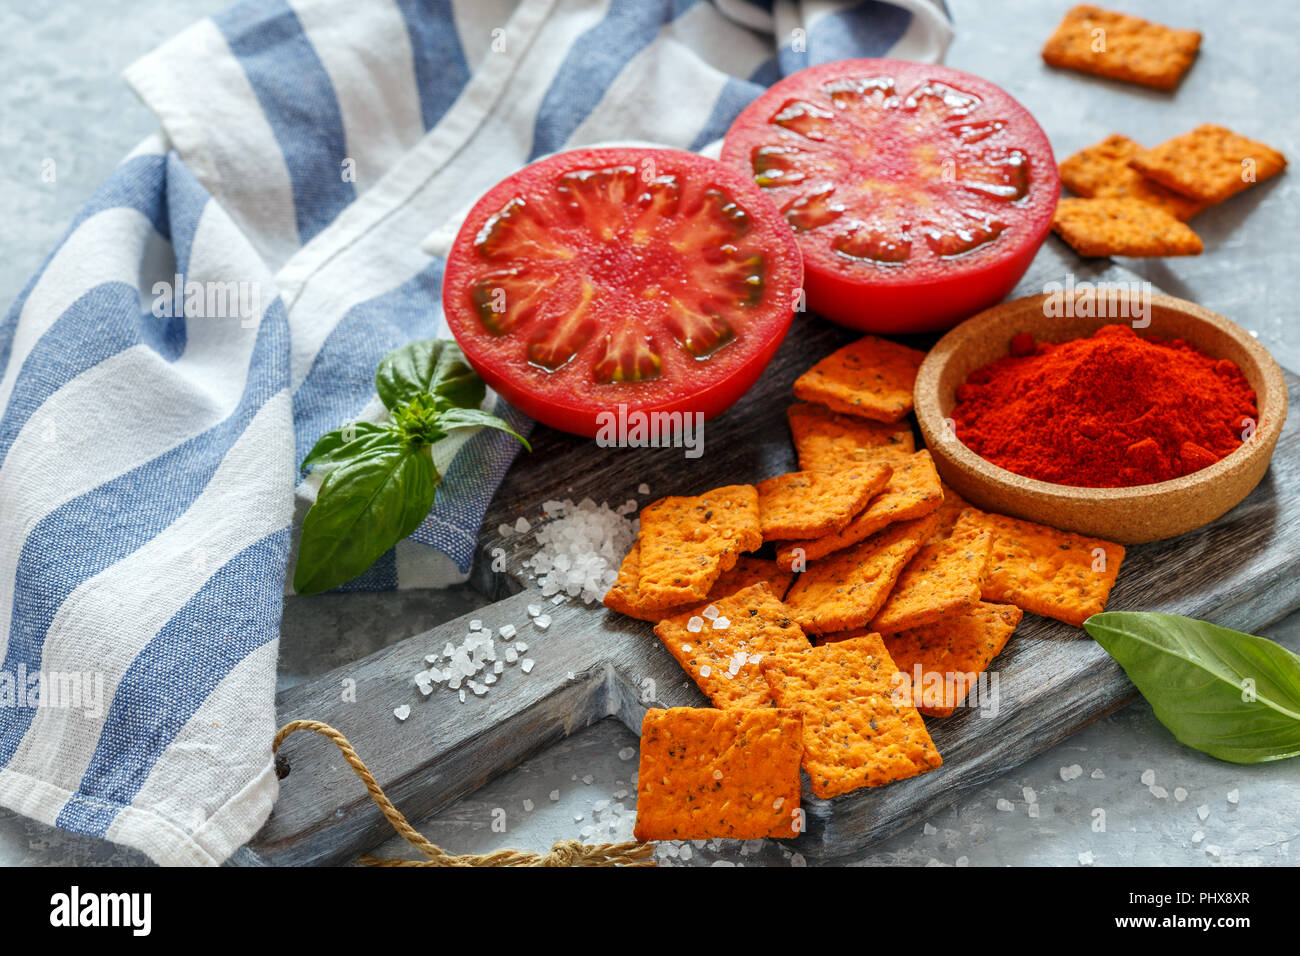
<box><xmin>604</xmin><ymin>548</ymin><xmax>794</xmax><ymax>622</ymax></box>
<box><xmin>1128</xmin><ymin>124</ymin><xmax>1287</xmax><ymax>204</ymax></box>
<box><xmin>633</xmin><ymin>707</ymin><xmax>804</xmax><ymax>841</ymax></box>
<box><xmin>760</xmin><ymin>633</ymin><xmax>941</xmax><ymax>798</ymax></box>
<box><xmin>776</xmin><ymin>450</ymin><xmax>943</xmax><ymax>566</ymax></box>
<box><xmin>1052</xmin><ymin>197</ymin><xmax>1202</xmax><ymax>258</ymax></box>
<box><xmin>783</xmin><ymin>512</ymin><xmax>939</xmax><ymax>634</ymax></box>
<box><xmin>787</xmin><ymin>402</ymin><xmax>915</xmax><ymax>473</ymax></box>
<box><xmin>793</xmin><ymin>335</ymin><xmax>926</xmax><ymax>424</ymax></box>
<box><xmin>758</xmin><ymin>462</ymin><xmax>891</xmax><ymax>541</ymax></box>
<box><xmin>653</xmin><ymin>582</ymin><xmax>810</xmax><ymax>709</ymax></box>
<box><xmin>1041</xmin><ymin>5</ymin><xmax>1201</xmax><ymax>91</ymax></box>
<box><xmin>882</xmin><ymin>602</ymin><xmax>1023</xmax><ymax>717</ymax></box>
<box><xmin>636</xmin><ymin>484</ymin><xmax>762</xmax><ymax>606</ymax></box>
<box><xmin>1059</xmin><ymin>133</ymin><xmax>1207</xmax><ymax>220</ymax></box>
<box><xmin>870</xmin><ymin>523</ymin><xmax>992</xmax><ymax>634</ymax></box>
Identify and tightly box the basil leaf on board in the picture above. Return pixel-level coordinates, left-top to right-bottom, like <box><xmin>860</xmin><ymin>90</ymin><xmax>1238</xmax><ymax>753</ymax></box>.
<box><xmin>301</xmin><ymin>421</ymin><xmax>401</xmax><ymax>471</ymax></box>
<box><xmin>293</xmin><ymin>443</ymin><xmax>438</xmax><ymax>595</ymax></box>
<box><xmin>375</xmin><ymin>339</ymin><xmax>484</xmax><ymax>413</ymax></box>
<box><xmin>1084</xmin><ymin>611</ymin><xmax>1300</xmax><ymax>764</ymax></box>
<box><xmin>435</xmin><ymin>406</ymin><xmax>531</xmax><ymax>450</ymax></box>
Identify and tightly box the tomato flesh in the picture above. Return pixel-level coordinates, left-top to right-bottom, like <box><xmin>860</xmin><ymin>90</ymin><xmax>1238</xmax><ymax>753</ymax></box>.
<box><xmin>722</xmin><ymin>59</ymin><xmax>1058</xmax><ymax>334</ymax></box>
<box><xmin>442</xmin><ymin>148</ymin><xmax>803</xmax><ymax>436</ymax></box>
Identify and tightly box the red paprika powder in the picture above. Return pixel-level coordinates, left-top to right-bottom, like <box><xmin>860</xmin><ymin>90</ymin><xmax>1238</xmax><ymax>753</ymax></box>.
<box><xmin>951</xmin><ymin>324</ymin><xmax>1258</xmax><ymax>487</ymax></box>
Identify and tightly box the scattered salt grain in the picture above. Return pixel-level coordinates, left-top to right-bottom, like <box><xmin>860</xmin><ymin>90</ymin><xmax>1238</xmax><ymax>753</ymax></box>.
<box><xmin>499</xmin><ymin>624</ymin><xmax>517</xmax><ymax>639</ymax></box>
<box><xmin>527</xmin><ymin>604</ymin><xmax>541</xmax><ymax>617</ymax></box>
<box><xmin>551</xmin><ymin>594</ymin><xmax>565</xmax><ymax>604</ymax></box>
<box><xmin>699</xmin><ymin>665</ymin><xmax>712</xmax><ymax>678</ymax></box>
<box><xmin>515</xmin><ymin>641</ymin><xmax>528</xmax><ymax>652</ymax></box>
<box><xmin>713</xmin><ymin>616</ymin><xmax>730</xmax><ymax>630</ymax></box>
<box><xmin>686</xmin><ymin>616</ymin><xmax>704</xmax><ymax>633</ymax></box>
<box><xmin>1140</xmin><ymin>768</ymin><xmax>1155</xmax><ymax>786</ymax></box>
<box><xmin>549</xmin><ymin>790</ymin><xmax>560</xmax><ymax>801</ymax></box>
<box><xmin>523</xmin><ymin>799</ymin><xmax>534</xmax><ymax>811</ymax></box>
<box><xmin>574</xmin><ymin>813</ymin><xmax>583</xmax><ymax>822</ymax></box>
<box><xmin>1091</xmin><ymin>769</ymin><xmax>1105</xmax><ymax>779</ymax></box>
<box><xmin>996</xmin><ymin>798</ymin><xmax>1014</xmax><ymax>812</ymax></box>
<box><xmin>515</xmin><ymin>516</ymin><xmax>531</xmax><ymax>533</ymax></box>
<box><xmin>774</xmin><ymin>797</ymin><xmax>786</xmax><ymax>811</ymax></box>
<box><xmin>702</xmin><ymin>604</ymin><xmax>720</xmax><ymax>620</ymax></box>
<box><xmin>1060</xmin><ymin>764</ymin><xmax>1083</xmax><ymax>781</ymax></box>
<box><xmin>923</xmin><ymin>823</ymin><xmax>937</xmax><ymax>836</ymax></box>
<box><xmin>1174</xmin><ymin>787</ymin><xmax>1188</xmax><ymax>802</ymax></box>
<box><xmin>1078</xmin><ymin>851</ymin><xmax>1094</xmax><ymax>866</ymax></box>
<box><xmin>582</xmin><ymin>774</ymin><xmax>594</xmax><ymax>785</ymax></box>
<box><xmin>790</xmin><ymin>853</ymin><xmax>806</xmax><ymax>867</ymax></box>
<box><xmin>1192</xmin><ymin>830</ymin><xmax>1204</xmax><ymax>844</ymax></box>
<box><xmin>1227</xmin><ymin>788</ymin><xmax>1239</xmax><ymax>805</ymax></box>
<box><xmin>493</xmin><ymin>660</ymin><xmax>504</xmax><ymax>674</ymax></box>
<box><xmin>1205</xmin><ymin>844</ymin><xmax>1222</xmax><ymax>859</ymax></box>
<box><xmin>521</xmin><ymin>659</ymin><xmax>535</xmax><ymax>673</ymax></box>
<box><xmin>638</xmin><ymin>483</ymin><xmax>650</xmax><ymax>495</ymax></box>
<box><xmin>458</xmin><ymin>689</ymin><xmax>466</xmax><ymax>703</ymax></box>
<box><xmin>1197</xmin><ymin>804</ymin><xmax>1210</xmax><ymax>821</ymax></box>
<box><xmin>1022</xmin><ymin>787</ymin><xmax>1037</xmax><ymax>804</ymax></box>
<box><xmin>470</xmin><ymin>619</ymin><xmax>483</xmax><ymax>631</ymax></box>
<box><xmin>955</xmin><ymin>856</ymin><xmax>969</xmax><ymax>867</ymax></box>
<box><xmin>498</xmin><ymin>523</ymin><xmax>513</xmax><ymax>537</ymax></box>
<box><xmin>1027</xmin><ymin>804</ymin><xmax>1040</xmax><ymax>818</ymax></box>
<box><xmin>534</xmin><ymin>614</ymin><xmax>551</xmax><ymax>630</ymax></box>
<box><xmin>1150</xmin><ymin>785</ymin><xmax>1169</xmax><ymax>799</ymax></box>
<box><xmin>619</xmin><ymin>747</ymin><xmax>635</xmax><ymax>761</ymax></box>
<box><xmin>712</xmin><ymin>770</ymin><xmax>723</xmax><ymax>781</ymax></box>
<box><xmin>394</xmin><ymin>705</ymin><xmax>410</xmax><ymax>722</ymax></box>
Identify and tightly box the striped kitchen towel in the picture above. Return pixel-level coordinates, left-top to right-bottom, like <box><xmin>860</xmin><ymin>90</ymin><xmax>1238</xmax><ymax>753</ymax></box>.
<box><xmin>0</xmin><ymin>0</ymin><xmax>951</xmax><ymax>864</ymax></box>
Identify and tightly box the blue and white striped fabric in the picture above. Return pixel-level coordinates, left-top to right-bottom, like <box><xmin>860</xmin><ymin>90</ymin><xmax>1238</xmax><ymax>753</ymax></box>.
<box><xmin>0</xmin><ymin>0</ymin><xmax>951</xmax><ymax>864</ymax></box>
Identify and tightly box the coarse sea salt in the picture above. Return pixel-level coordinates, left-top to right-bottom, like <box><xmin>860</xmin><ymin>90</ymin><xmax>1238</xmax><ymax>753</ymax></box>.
<box><xmin>522</xmin><ymin>497</ymin><xmax>638</xmax><ymax>605</ymax></box>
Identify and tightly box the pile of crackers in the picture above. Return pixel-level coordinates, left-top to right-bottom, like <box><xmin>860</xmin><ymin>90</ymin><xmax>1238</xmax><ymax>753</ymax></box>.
<box><xmin>1040</xmin><ymin>6</ymin><xmax>1287</xmax><ymax>258</ymax></box>
<box><xmin>611</xmin><ymin>335</ymin><xmax>1127</xmax><ymax>842</ymax></box>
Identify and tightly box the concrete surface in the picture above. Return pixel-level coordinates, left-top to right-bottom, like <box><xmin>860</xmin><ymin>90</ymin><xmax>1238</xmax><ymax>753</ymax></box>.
<box><xmin>0</xmin><ymin>0</ymin><xmax>1296</xmax><ymax>867</ymax></box>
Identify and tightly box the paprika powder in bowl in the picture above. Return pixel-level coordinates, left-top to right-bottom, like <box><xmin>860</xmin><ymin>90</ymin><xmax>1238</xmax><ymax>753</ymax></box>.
<box><xmin>914</xmin><ymin>292</ymin><xmax>1288</xmax><ymax>544</ymax></box>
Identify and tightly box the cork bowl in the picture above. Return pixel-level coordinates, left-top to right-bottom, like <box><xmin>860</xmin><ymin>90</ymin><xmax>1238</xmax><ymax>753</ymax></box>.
<box><xmin>914</xmin><ymin>292</ymin><xmax>1288</xmax><ymax>544</ymax></box>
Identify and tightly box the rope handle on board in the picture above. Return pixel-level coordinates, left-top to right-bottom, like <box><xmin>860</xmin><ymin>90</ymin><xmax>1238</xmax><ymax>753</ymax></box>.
<box><xmin>272</xmin><ymin>719</ymin><xmax>656</xmax><ymax>867</ymax></box>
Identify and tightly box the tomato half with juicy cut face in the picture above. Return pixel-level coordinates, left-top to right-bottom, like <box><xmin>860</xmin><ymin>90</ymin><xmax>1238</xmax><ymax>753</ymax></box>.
<box><xmin>441</xmin><ymin>148</ymin><xmax>803</xmax><ymax>438</ymax></box>
<box><xmin>721</xmin><ymin>59</ymin><xmax>1058</xmax><ymax>334</ymax></box>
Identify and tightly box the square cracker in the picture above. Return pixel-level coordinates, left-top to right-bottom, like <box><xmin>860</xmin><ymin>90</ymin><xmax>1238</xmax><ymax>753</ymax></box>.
<box><xmin>1059</xmin><ymin>133</ymin><xmax>1206</xmax><ymax>220</ymax></box>
<box><xmin>758</xmin><ymin>463</ymin><xmax>891</xmax><ymax>541</ymax></box>
<box><xmin>1128</xmin><ymin>124</ymin><xmax>1287</xmax><ymax>204</ymax></box>
<box><xmin>653</xmin><ymin>582</ymin><xmax>810</xmax><ymax>709</ymax></box>
<box><xmin>760</xmin><ymin>633</ymin><xmax>941</xmax><ymax>798</ymax></box>
<box><xmin>633</xmin><ymin>707</ymin><xmax>804</xmax><ymax>841</ymax></box>
<box><xmin>788</xmin><ymin>402</ymin><xmax>914</xmax><ymax>473</ymax></box>
<box><xmin>636</xmin><ymin>484</ymin><xmax>761</xmax><ymax>606</ymax></box>
<box><xmin>604</xmin><ymin>548</ymin><xmax>794</xmax><ymax>622</ymax></box>
<box><xmin>776</xmin><ymin>450</ymin><xmax>942</xmax><ymax>566</ymax></box>
<box><xmin>870</xmin><ymin>522</ymin><xmax>992</xmax><ymax>634</ymax></box>
<box><xmin>881</xmin><ymin>602</ymin><xmax>1023</xmax><ymax>717</ymax></box>
<box><xmin>928</xmin><ymin>482</ymin><xmax>971</xmax><ymax>543</ymax></box>
<box><xmin>1052</xmin><ymin>197</ymin><xmax>1202</xmax><ymax>258</ymax></box>
<box><xmin>1041</xmin><ymin>5</ymin><xmax>1201</xmax><ymax>91</ymax></box>
<box><xmin>793</xmin><ymin>335</ymin><xmax>926</xmax><ymax>424</ymax></box>
<box><xmin>783</xmin><ymin>512</ymin><xmax>939</xmax><ymax>634</ymax></box>
<box><xmin>959</xmin><ymin>509</ymin><xmax>1125</xmax><ymax>627</ymax></box>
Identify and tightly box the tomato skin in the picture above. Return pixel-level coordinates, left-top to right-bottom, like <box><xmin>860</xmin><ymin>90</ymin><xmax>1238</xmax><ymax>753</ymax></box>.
<box><xmin>441</xmin><ymin>147</ymin><xmax>803</xmax><ymax>438</ymax></box>
<box><xmin>721</xmin><ymin>59</ymin><xmax>1059</xmax><ymax>334</ymax></box>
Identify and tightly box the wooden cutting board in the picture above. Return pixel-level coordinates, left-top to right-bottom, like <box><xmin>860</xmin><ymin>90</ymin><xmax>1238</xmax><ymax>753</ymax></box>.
<box><xmin>245</xmin><ymin>248</ymin><xmax>1300</xmax><ymax>866</ymax></box>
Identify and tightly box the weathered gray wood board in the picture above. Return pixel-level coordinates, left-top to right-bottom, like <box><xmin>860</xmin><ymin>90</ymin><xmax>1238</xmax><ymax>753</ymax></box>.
<box><xmin>249</xmin><ymin>249</ymin><xmax>1300</xmax><ymax>866</ymax></box>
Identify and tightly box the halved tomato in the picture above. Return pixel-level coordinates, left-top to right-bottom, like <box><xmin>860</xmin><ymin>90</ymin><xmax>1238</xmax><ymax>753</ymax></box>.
<box><xmin>721</xmin><ymin>59</ymin><xmax>1058</xmax><ymax>334</ymax></box>
<box><xmin>442</xmin><ymin>148</ymin><xmax>803</xmax><ymax>436</ymax></box>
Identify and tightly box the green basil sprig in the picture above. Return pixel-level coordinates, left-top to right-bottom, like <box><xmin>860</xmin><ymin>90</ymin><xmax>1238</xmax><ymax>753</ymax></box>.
<box><xmin>293</xmin><ymin>339</ymin><xmax>528</xmax><ymax>595</ymax></box>
<box><xmin>1084</xmin><ymin>611</ymin><xmax>1300</xmax><ymax>764</ymax></box>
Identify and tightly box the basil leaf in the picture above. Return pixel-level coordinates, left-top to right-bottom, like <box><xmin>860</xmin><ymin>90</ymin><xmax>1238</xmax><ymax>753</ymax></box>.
<box><xmin>436</xmin><ymin>406</ymin><xmax>531</xmax><ymax>451</ymax></box>
<box><xmin>375</xmin><ymin>339</ymin><xmax>484</xmax><ymax>413</ymax></box>
<box><xmin>301</xmin><ymin>421</ymin><xmax>401</xmax><ymax>471</ymax></box>
<box><xmin>1084</xmin><ymin>611</ymin><xmax>1300</xmax><ymax>764</ymax></box>
<box><xmin>293</xmin><ymin>442</ymin><xmax>438</xmax><ymax>595</ymax></box>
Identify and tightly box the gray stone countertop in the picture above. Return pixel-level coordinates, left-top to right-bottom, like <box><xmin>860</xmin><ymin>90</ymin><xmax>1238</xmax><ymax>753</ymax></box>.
<box><xmin>1</xmin><ymin>0</ymin><xmax>1296</xmax><ymax>866</ymax></box>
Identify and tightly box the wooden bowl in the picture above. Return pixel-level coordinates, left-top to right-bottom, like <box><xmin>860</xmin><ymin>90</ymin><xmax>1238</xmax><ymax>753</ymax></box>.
<box><xmin>914</xmin><ymin>292</ymin><xmax>1288</xmax><ymax>544</ymax></box>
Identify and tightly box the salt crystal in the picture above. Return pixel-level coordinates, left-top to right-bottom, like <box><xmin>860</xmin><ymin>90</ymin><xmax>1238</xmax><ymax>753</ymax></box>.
<box><xmin>923</xmin><ymin>823</ymin><xmax>937</xmax><ymax>836</ymax></box>
<box><xmin>638</xmin><ymin>483</ymin><xmax>650</xmax><ymax>495</ymax></box>
<box><xmin>393</xmin><ymin>705</ymin><xmax>410</xmax><ymax>722</ymax></box>
<box><xmin>713</xmin><ymin>616</ymin><xmax>730</xmax><ymax>630</ymax></box>
<box><xmin>774</xmin><ymin>797</ymin><xmax>785</xmax><ymax>811</ymax></box>
<box><xmin>498</xmin><ymin>524</ymin><xmax>513</xmax><ymax>537</ymax></box>
<box><xmin>458</xmin><ymin>689</ymin><xmax>466</xmax><ymax>703</ymax></box>
<box><xmin>484</xmin><ymin>673</ymin><xmax>497</xmax><ymax>685</ymax></box>
<box><xmin>493</xmin><ymin>660</ymin><xmax>504</xmax><ymax>674</ymax></box>
<box><xmin>442</xmin><ymin>642</ymin><xmax>455</xmax><ymax>658</ymax></box>
<box><xmin>574</xmin><ymin>813</ymin><xmax>583</xmax><ymax>822</ymax></box>
<box><xmin>1197</xmin><ymin>804</ymin><xmax>1210</xmax><ymax>821</ymax></box>
<box><xmin>1091</xmin><ymin>769</ymin><xmax>1105</xmax><ymax>779</ymax></box>
<box><xmin>619</xmin><ymin>747</ymin><xmax>635</xmax><ymax>761</ymax></box>
<box><xmin>505</xmin><ymin>648</ymin><xmax>518</xmax><ymax>663</ymax></box>
<box><xmin>702</xmin><ymin>604</ymin><xmax>720</xmax><ymax>620</ymax></box>
<box><xmin>712</xmin><ymin>770</ymin><xmax>723</xmax><ymax>781</ymax></box>
<box><xmin>515</xmin><ymin>641</ymin><xmax>528</xmax><ymax>652</ymax></box>
<box><xmin>1227</xmin><ymin>788</ymin><xmax>1239</xmax><ymax>805</ymax></box>
<box><xmin>499</xmin><ymin>624</ymin><xmax>517</xmax><ymax>639</ymax></box>
<box><xmin>549</xmin><ymin>790</ymin><xmax>560</xmax><ymax>801</ymax></box>
<box><xmin>470</xmin><ymin>619</ymin><xmax>483</xmax><ymax>631</ymax></box>
<box><xmin>1027</xmin><ymin>804</ymin><xmax>1040</xmax><ymax>818</ymax></box>
<box><xmin>582</xmin><ymin>774</ymin><xmax>594</xmax><ymax>785</ymax></box>
<box><xmin>679</xmin><ymin>845</ymin><xmax>693</xmax><ymax>861</ymax></box>
<box><xmin>996</xmin><ymin>798</ymin><xmax>1014</xmax><ymax>812</ymax></box>
<box><xmin>1205</xmin><ymin>844</ymin><xmax>1222</xmax><ymax>858</ymax></box>
<box><xmin>527</xmin><ymin>604</ymin><xmax>541</xmax><ymax>617</ymax></box>
<box><xmin>1174</xmin><ymin>787</ymin><xmax>1188</xmax><ymax>802</ymax></box>
<box><xmin>424</xmin><ymin>653</ymin><xmax>438</xmax><ymax>664</ymax></box>
<box><xmin>1140</xmin><ymin>768</ymin><xmax>1155</xmax><ymax>786</ymax></box>
<box><xmin>1022</xmin><ymin>787</ymin><xmax>1037</xmax><ymax>804</ymax></box>
<box><xmin>1150</xmin><ymin>785</ymin><xmax>1169</xmax><ymax>799</ymax></box>
<box><xmin>515</xmin><ymin>516</ymin><xmax>531</xmax><ymax>533</ymax></box>
<box><xmin>790</xmin><ymin>853</ymin><xmax>806</xmax><ymax>867</ymax></box>
<box><xmin>521</xmin><ymin>659</ymin><xmax>535</xmax><ymax>673</ymax></box>
<box><xmin>534</xmin><ymin>614</ymin><xmax>551</xmax><ymax>630</ymax></box>
<box><xmin>1060</xmin><ymin>764</ymin><xmax>1083</xmax><ymax>781</ymax></box>
<box><xmin>955</xmin><ymin>856</ymin><xmax>969</xmax><ymax>867</ymax></box>
<box><xmin>1192</xmin><ymin>830</ymin><xmax>1204</xmax><ymax>844</ymax></box>
<box><xmin>418</xmin><ymin>683</ymin><xmax>433</xmax><ymax>697</ymax></box>
<box><xmin>686</xmin><ymin>617</ymin><xmax>704</xmax><ymax>633</ymax></box>
<box><xmin>469</xmin><ymin>680</ymin><xmax>488</xmax><ymax>697</ymax></box>
<box><xmin>699</xmin><ymin>665</ymin><xmax>712</xmax><ymax>677</ymax></box>
<box><xmin>1078</xmin><ymin>851</ymin><xmax>1094</xmax><ymax>866</ymax></box>
<box><xmin>523</xmin><ymin>799</ymin><xmax>534</xmax><ymax>812</ymax></box>
<box><xmin>551</xmin><ymin>594</ymin><xmax>564</xmax><ymax>604</ymax></box>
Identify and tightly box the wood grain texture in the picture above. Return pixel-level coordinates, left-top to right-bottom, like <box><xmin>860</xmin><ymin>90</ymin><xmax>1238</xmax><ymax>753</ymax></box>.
<box><xmin>247</xmin><ymin>248</ymin><xmax>1300</xmax><ymax>865</ymax></box>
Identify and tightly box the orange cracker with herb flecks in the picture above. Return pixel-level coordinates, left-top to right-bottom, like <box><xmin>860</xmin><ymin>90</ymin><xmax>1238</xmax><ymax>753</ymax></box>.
<box><xmin>776</xmin><ymin>450</ymin><xmax>942</xmax><ymax>566</ymax></box>
<box><xmin>870</xmin><ymin>522</ymin><xmax>992</xmax><ymax>634</ymax></box>
<box><xmin>1052</xmin><ymin>197</ymin><xmax>1202</xmax><ymax>258</ymax></box>
<box><xmin>653</xmin><ymin>582</ymin><xmax>810</xmax><ymax>708</ymax></box>
<box><xmin>793</xmin><ymin>335</ymin><xmax>926</xmax><ymax>424</ymax></box>
<box><xmin>927</xmin><ymin>482</ymin><xmax>971</xmax><ymax>543</ymax></box>
<box><xmin>1041</xmin><ymin>5</ymin><xmax>1201</xmax><ymax>91</ymax></box>
<box><xmin>958</xmin><ymin>509</ymin><xmax>1125</xmax><ymax>627</ymax></box>
<box><xmin>783</xmin><ymin>512</ymin><xmax>939</xmax><ymax>634</ymax></box>
<box><xmin>881</xmin><ymin>602</ymin><xmax>1023</xmax><ymax>717</ymax></box>
<box><xmin>633</xmin><ymin>706</ymin><xmax>804</xmax><ymax>841</ymax></box>
<box><xmin>604</xmin><ymin>548</ymin><xmax>795</xmax><ymax>621</ymax></box>
<box><xmin>760</xmin><ymin>633</ymin><xmax>941</xmax><ymax>798</ymax></box>
<box><xmin>1060</xmin><ymin>133</ymin><xmax>1207</xmax><ymax>220</ymax></box>
<box><xmin>636</xmin><ymin>484</ymin><xmax>762</xmax><ymax>606</ymax></box>
<box><xmin>787</xmin><ymin>402</ymin><xmax>914</xmax><ymax>473</ymax></box>
<box><xmin>1128</xmin><ymin>124</ymin><xmax>1287</xmax><ymax>204</ymax></box>
<box><xmin>757</xmin><ymin>462</ymin><xmax>891</xmax><ymax>541</ymax></box>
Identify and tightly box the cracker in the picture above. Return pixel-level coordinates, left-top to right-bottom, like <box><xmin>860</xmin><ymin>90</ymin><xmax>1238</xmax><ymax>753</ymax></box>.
<box><xmin>776</xmin><ymin>450</ymin><xmax>943</xmax><ymax>566</ymax></box>
<box><xmin>1128</xmin><ymin>124</ymin><xmax>1287</xmax><ymax>204</ymax></box>
<box><xmin>882</xmin><ymin>602</ymin><xmax>1023</xmax><ymax>717</ymax></box>
<box><xmin>928</xmin><ymin>482</ymin><xmax>971</xmax><ymax>543</ymax></box>
<box><xmin>758</xmin><ymin>463</ymin><xmax>891</xmax><ymax>541</ymax></box>
<box><xmin>1052</xmin><ymin>197</ymin><xmax>1202</xmax><ymax>258</ymax></box>
<box><xmin>793</xmin><ymin>335</ymin><xmax>926</xmax><ymax>423</ymax></box>
<box><xmin>653</xmin><ymin>583</ymin><xmax>810</xmax><ymax>709</ymax></box>
<box><xmin>633</xmin><ymin>707</ymin><xmax>804</xmax><ymax>841</ymax></box>
<box><xmin>760</xmin><ymin>633</ymin><xmax>941</xmax><ymax>797</ymax></box>
<box><xmin>1059</xmin><ymin>133</ymin><xmax>1206</xmax><ymax>220</ymax></box>
<box><xmin>959</xmin><ymin>509</ymin><xmax>1125</xmax><ymax>627</ymax></box>
<box><xmin>783</xmin><ymin>513</ymin><xmax>939</xmax><ymax>634</ymax></box>
<box><xmin>636</xmin><ymin>485</ymin><xmax>762</xmax><ymax>606</ymax></box>
<box><xmin>870</xmin><ymin>523</ymin><xmax>992</xmax><ymax>634</ymax></box>
<box><xmin>787</xmin><ymin>402</ymin><xmax>914</xmax><ymax>473</ymax></box>
<box><xmin>1041</xmin><ymin>5</ymin><xmax>1201</xmax><ymax>91</ymax></box>
<box><xmin>604</xmin><ymin>548</ymin><xmax>794</xmax><ymax>622</ymax></box>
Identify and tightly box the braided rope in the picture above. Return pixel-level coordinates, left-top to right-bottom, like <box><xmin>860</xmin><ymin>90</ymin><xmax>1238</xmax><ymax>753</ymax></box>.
<box><xmin>272</xmin><ymin>719</ymin><xmax>656</xmax><ymax>867</ymax></box>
